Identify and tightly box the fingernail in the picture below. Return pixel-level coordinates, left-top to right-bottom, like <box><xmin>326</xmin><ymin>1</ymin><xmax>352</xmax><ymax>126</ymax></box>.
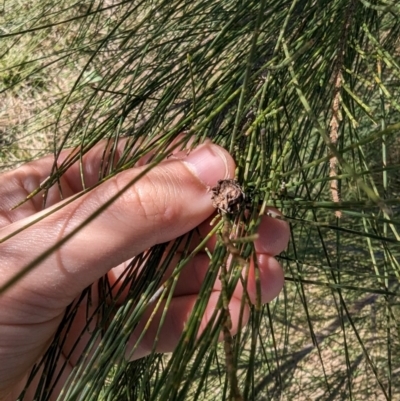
<box><xmin>265</xmin><ymin>208</ymin><xmax>281</xmax><ymax>218</ymax></box>
<box><xmin>183</xmin><ymin>143</ymin><xmax>229</xmax><ymax>187</ymax></box>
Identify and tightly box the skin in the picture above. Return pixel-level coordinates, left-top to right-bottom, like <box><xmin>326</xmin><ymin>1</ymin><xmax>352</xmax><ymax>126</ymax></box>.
<box><xmin>0</xmin><ymin>140</ymin><xmax>290</xmax><ymax>400</ymax></box>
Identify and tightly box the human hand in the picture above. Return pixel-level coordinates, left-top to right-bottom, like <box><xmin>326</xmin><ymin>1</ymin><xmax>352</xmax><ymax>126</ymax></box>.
<box><xmin>0</xmin><ymin>140</ymin><xmax>289</xmax><ymax>400</ymax></box>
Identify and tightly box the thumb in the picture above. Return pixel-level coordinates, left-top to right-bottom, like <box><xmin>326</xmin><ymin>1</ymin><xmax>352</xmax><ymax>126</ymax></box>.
<box><xmin>1</xmin><ymin>142</ymin><xmax>235</xmax><ymax>307</ymax></box>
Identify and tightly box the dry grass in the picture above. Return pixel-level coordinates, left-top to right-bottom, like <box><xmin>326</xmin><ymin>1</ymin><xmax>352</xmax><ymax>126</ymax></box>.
<box><xmin>0</xmin><ymin>0</ymin><xmax>122</xmax><ymax>169</ymax></box>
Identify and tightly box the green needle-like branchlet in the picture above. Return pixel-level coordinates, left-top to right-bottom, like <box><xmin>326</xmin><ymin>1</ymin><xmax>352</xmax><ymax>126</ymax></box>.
<box><xmin>1</xmin><ymin>0</ymin><xmax>400</xmax><ymax>399</ymax></box>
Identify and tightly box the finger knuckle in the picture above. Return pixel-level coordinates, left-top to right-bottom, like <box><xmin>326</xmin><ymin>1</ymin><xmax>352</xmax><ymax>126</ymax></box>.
<box><xmin>112</xmin><ymin>169</ymin><xmax>180</xmax><ymax>232</ymax></box>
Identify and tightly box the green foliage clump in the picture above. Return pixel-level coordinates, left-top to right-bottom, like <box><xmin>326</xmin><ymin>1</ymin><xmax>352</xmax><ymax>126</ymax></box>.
<box><xmin>1</xmin><ymin>0</ymin><xmax>400</xmax><ymax>399</ymax></box>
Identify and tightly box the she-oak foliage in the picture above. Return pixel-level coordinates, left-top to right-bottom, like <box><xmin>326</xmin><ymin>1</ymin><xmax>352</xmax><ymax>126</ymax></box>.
<box><xmin>1</xmin><ymin>0</ymin><xmax>400</xmax><ymax>399</ymax></box>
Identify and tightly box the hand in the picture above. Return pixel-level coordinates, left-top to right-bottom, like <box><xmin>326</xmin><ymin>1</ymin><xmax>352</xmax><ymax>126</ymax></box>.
<box><xmin>0</xmin><ymin>140</ymin><xmax>289</xmax><ymax>400</ymax></box>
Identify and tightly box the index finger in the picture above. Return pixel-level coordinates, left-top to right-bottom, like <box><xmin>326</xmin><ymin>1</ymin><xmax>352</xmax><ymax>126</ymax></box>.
<box><xmin>0</xmin><ymin>139</ymin><xmax>128</xmax><ymax>223</ymax></box>
<box><xmin>0</xmin><ymin>136</ymin><xmax>188</xmax><ymax>224</ymax></box>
